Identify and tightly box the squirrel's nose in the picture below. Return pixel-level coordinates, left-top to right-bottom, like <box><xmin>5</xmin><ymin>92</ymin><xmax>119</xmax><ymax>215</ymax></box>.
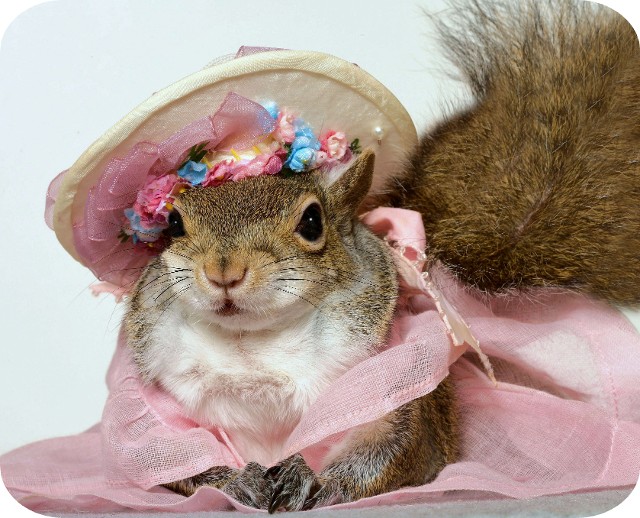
<box><xmin>204</xmin><ymin>264</ymin><xmax>247</xmax><ymax>289</ymax></box>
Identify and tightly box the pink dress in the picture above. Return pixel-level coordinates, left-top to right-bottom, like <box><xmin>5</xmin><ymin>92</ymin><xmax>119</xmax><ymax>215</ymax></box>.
<box><xmin>2</xmin><ymin>208</ymin><xmax>639</xmax><ymax>513</ymax></box>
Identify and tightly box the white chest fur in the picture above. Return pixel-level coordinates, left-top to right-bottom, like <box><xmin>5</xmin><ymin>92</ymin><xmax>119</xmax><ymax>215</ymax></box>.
<box><xmin>142</xmin><ymin>307</ymin><xmax>369</xmax><ymax>465</ymax></box>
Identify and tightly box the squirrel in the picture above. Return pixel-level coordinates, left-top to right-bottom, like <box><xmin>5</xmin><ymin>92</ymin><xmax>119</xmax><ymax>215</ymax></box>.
<box><xmin>125</xmin><ymin>151</ymin><xmax>459</xmax><ymax>511</ymax></box>
<box><xmin>124</xmin><ymin>0</ymin><xmax>638</xmax><ymax>513</ymax></box>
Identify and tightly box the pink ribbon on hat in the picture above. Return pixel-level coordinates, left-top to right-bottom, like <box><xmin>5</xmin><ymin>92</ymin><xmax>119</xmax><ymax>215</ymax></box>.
<box><xmin>68</xmin><ymin>93</ymin><xmax>275</xmax><ymax>289</ymax></box>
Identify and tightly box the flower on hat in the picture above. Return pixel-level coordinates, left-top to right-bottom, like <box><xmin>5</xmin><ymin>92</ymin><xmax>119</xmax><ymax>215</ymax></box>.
<box><xmin>178</xmin><ymin>160</ymin><xmax>208</xmax><ymax>185</ymax></box>
<box><xmin>292</xmin><ymin>123</ymin><xmax>320</xmax><ymax>150</ymax></box>
<box><xmin>228</xmin><ymin>153</ymin><xmax>283</xmax><ymax>182</ymax></box>
<box><xmin>124</xmin><ymin>208</ymin><xmax>164</xmax><ymax>244</ymax></box>
<box><xmin>321</xmin><ymin>131</ymin><xmax>348</xmax><ymax>160</ymax></box>
<box><xmin>283</xmin><ymin>122</ymin><xmax>322</xmax><ymax>172</ymax></box>
<box><xmin>275</xmin><ymin>110</ymin><xmax>296</xmax><ymax>144</ymax></box>
<box><xmin>123</xmin><ymin>173</ymin><xmax>190</xmax><ymax>243</ymax></box>
<box><xmin>202</xmin><ymin>159</ymin><xmax>234</xmax><ymax>187</ymax></box>
<box><xmin>133</xmin><ymin>174</ymin><xmax>181</xmax><ymax>225</ymax></box>
<box><xmin>286</xmin><ymin>147</ymin><xmax>316</xmax><ymax>172</ymax></box>
<box><xmin>255</xmin><ymin>152</ymin><xmax>285</xmax><ymax>176</ymax></box>
<box><xmin>120</xmin><ymin>95</ymin><xmax>361</xmax><ymax>246</ymax></box>
<box><xmin>262</xmin><ymin>102</ymin><xmax>297</xmax><ymax>144</ymax></box>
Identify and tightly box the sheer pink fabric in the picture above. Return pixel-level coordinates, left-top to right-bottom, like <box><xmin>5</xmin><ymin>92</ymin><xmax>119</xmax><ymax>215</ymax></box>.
<box><xmin>69</xmin><ymin>93</ymin><xmax>276</xmax><ymax>290</ymax></box>
<box><xmin>2</xmin><ymin>208</ymin><xmax>639</xmax><ymax>513</ymax></box>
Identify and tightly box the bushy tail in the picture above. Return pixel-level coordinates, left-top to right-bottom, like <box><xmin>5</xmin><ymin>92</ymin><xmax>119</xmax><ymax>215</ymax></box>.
<box><xmin>386</xmin><ymin>0</ymin><xmax>640</xmax><ymax>305</ymax></box>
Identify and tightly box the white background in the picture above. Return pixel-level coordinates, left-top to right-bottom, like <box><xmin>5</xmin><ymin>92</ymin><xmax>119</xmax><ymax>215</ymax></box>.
<box><xmin>0</xmin><ymin>0</ymin><xmax>639</xmax><ymax>516</ymax></box>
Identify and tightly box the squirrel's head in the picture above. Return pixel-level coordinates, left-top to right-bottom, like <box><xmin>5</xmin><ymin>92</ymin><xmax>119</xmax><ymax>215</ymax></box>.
<box><xmin>133</xmin><ymin>150</ymin><xmax>380</xmax><ymax>331</ymax></box>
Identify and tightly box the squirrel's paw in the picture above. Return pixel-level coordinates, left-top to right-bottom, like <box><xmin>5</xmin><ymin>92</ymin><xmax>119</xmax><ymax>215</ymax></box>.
<box><xmin>266</xmin><ymin>453</ymin><xmax>343</xmax><ymax>513</ymax></box>
<box><xmin>222</xmin><ymin>461</ymin><xmax>274</xmax><ymax>510</ymax></box>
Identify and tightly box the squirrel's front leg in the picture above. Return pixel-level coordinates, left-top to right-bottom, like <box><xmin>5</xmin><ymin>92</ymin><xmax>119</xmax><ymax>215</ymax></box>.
<box><xmin>164</xmin><ymin>462</ymin><xmax>275</xmax><ymax>509</ymax></box>
<box><xmin>267</xmin><ymin>378</ymin><xmax>458</xmax><ymax>513</ymax></box>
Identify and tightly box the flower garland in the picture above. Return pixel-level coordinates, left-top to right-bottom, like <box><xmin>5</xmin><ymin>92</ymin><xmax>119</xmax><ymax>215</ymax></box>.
<box><xmin>121</xmin><ymin>103</ymin><xmax>361</xmax><ymax>245</ymax></box>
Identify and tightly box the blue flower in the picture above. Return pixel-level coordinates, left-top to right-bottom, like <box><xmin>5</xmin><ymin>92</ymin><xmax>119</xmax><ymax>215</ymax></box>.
<box><xmin>178</xmin><ymin>160</ymin><xmax>208</xmax><ymax>185</ymax></box>
<box><xmin>285</xmin><ymin>147</ymin><xmax>317</xmax><ymax>172</ymax></box>
<box><xmin>124</xmin><ymin>208</ymin><xmax>163</xmax><ymax>243</ymax></box>
<box><xmin>291</xmin><ymin>123</ymin><xmax>321</xmax><ymax>154</ymax></box>
<box><xmin>124</xmin><ymin>208</ymin><xmax>142</xmax><ymax>231</ymax></box>
<box><xmin>283</xmin><ymin>120</ymin><xmax>321</xmax><ymax>172</ymax></box>
<box><xmin>262</xmin><ymin>101</ymin><xmax>280</xmax><ymax>120</ymax></box>
<box><xmin>293</xmin><ymin>121</ymin><xmax>318</xmax><ymax>139</ymax></box>
<box><xmin>293</xmin><ymin>120</ymin><xmax>313</xmax><ymax>136</ymax></box>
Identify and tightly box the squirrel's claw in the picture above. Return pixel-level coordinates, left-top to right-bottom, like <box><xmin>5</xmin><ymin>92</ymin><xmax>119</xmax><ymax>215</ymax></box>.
<box><xmin>266</xmin><ymin>453</ymin><xmax>342</xmax><ymax>513</ymax></box>
<box><xmin>301</xmin><ymin>478</ymin><xmax>342</xmax><ymax>510</ymax></box>
<box><xmin>267</xmin><ymin>453</ymin><xmax>314</xmax><ymax>513</ymax></box>
<box><xmin>223</xmin><ymin>461</ymin><xmax>274</xmax><ymax>510</ymax></box>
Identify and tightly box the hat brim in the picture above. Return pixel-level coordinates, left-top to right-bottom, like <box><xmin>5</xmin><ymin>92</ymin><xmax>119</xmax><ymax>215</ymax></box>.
<box><xmin>51</xmin><ymin>49</ymin><xmax>417</xmax><ymax>267</ymax></box>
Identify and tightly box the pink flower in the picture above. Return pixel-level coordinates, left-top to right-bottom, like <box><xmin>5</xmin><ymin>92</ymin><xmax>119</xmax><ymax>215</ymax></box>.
<box><xmin>133</xmin><ymin>174</ymin><xmax>180</xmax><ymax>228</ymax></box>
<box><xmin>230</xmin><ymin>153</ymin><xmax>284</xmax><ymax>182</ymax></box>
<box><xmin>321</xmin><ymin>131</ymin><xmax>348</xmax><ymax>160</ymax></box>
<box><xmin>262</xmin><ymin>152</ymin><xmax>285</xmax><ymax>175</ymax></box>
<box><xmin>202</xmin><ymin>159</ymin><xmax>235</xmax><ymax>187</ymax></box>
<box><xmin>274</xmin><ymin>110</ymin><xmax>296</xmax><ymax>143</ymax></box>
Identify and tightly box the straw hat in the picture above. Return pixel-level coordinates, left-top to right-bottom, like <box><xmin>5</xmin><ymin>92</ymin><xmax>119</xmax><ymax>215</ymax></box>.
<box><xmin>45</xmin><ymin>47</ymin><xmax>417</xmax><ymax>289</ymax></box>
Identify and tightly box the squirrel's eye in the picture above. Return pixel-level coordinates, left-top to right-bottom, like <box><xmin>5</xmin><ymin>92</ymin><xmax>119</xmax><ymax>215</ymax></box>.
<box><xmin>296</xmin><ymin>203</ymin><xmax>323</xmax><ymax>242</ymax></box>
<box><xmin>166</xmin><ymin>211</ymin><xmax>185</xmax><ymax>238</ymax></box>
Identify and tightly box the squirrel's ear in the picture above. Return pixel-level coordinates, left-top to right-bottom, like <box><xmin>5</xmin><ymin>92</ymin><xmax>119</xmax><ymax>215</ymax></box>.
<box><xmin>322</xmin><ymin>149</ymin><xmax>375</xmax><ymax>215</ymax></box>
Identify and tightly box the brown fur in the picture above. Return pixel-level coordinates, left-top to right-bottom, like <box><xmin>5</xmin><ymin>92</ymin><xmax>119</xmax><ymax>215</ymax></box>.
<box><xmin>379</xmin><ymin>0</ymin><xmax>640</xmax><ymax>305</ymax></box>
<box><xmin>266</xmin><ymin>378</ymin><xmax>458</xmax><ymax>512</ymax></box>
